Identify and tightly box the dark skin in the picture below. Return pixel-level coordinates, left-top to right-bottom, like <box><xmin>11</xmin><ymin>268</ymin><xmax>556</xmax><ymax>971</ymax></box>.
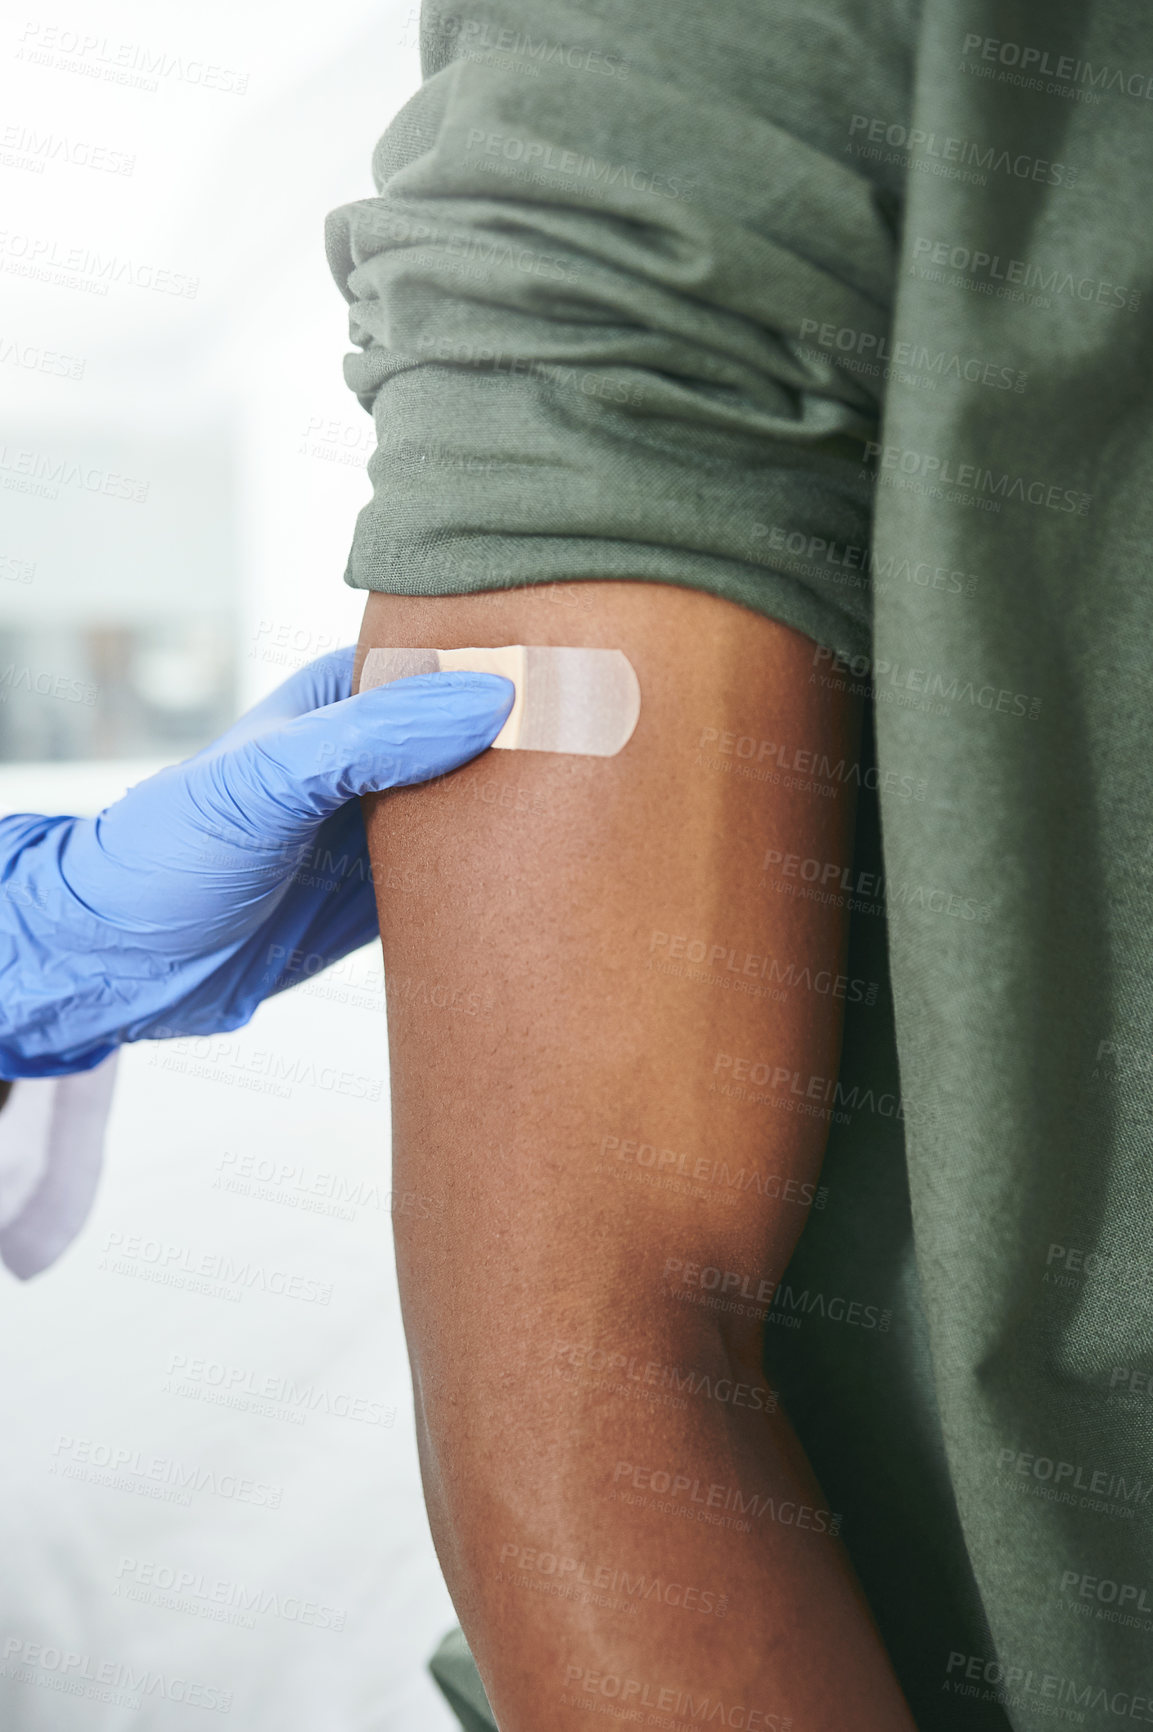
<box><xmin>355</xmin><ymin>580</ymin><xmax>917</xmax><ymax>1732</ymax></box>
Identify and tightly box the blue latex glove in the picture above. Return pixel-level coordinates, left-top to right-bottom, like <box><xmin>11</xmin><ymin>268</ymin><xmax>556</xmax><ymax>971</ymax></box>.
<box><xmin>0</xmin><ymin>647</ymin><xmax>514</xmax><ymax>1078</ymax></box>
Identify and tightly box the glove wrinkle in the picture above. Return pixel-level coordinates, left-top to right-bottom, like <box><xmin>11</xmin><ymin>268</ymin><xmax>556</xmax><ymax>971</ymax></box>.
<box><xmin>0</xmin><ymin>656</ymin><xmax>512</xmax><ymax>1077</ymax></box>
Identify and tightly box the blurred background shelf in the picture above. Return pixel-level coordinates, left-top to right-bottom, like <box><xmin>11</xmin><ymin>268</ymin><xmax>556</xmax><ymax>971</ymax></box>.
<box><xmin>0</xmin><ymin>1</ymin><xmax>462</xmax><ymax>1725</ymax></box>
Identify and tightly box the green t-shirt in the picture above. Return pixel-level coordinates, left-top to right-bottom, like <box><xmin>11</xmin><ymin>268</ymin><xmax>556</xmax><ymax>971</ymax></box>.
<box><xmin>327</xmin><ymin>4</ymin><xmax>1153</xmax><ymax>1727</ymax></box>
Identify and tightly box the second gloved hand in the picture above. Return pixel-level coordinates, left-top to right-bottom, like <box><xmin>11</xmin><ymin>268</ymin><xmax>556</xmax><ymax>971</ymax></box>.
<box><xmin>0</xmin><ymin>647</ymin><xmax>514</xmax><ymax>1077</ymax></box>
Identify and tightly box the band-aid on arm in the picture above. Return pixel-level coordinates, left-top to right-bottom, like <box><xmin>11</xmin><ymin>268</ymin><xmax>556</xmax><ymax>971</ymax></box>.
<box><xmin>354</xmin><ymin>586</ymin><xmax>910</xmax><ymax>1732</ymax></box>
<box><xmin>358</xmin><ymin>646</ymin><xmax>640</xmax><ymax>756</ymax></box>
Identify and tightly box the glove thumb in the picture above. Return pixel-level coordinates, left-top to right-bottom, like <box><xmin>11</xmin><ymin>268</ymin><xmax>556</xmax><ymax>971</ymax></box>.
<box><xmin>198</xmin><ymin>671</ymin><xmax>515</xmax><ymax>838</ymax></box>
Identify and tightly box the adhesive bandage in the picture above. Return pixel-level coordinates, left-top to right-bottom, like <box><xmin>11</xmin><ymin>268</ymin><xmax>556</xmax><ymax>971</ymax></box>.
<box><xmin>359</xmin><ymin>646</ymin><xmax>641</xmax><ymax>756</ymax></box>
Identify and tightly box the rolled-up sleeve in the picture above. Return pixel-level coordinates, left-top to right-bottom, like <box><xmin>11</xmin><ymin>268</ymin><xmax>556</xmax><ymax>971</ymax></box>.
<box><xmin>325</xmin><ymin>0</ymin><xmax>915</xmax><ymax>662</ymax></box>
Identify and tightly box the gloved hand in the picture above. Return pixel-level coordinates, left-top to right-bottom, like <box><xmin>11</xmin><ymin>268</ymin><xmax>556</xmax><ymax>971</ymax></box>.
<box><xmin>0</xmin><ymin>647</ymin><xmax>514</xmax><ymax>1078</ymax></box>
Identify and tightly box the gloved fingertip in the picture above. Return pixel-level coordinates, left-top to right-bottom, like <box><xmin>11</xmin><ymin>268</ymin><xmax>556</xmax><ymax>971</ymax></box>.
<box><xmin>364</xmin><ymin>670</ymin><xmax>515</xmax><ymax>717</ymax></box>
<box><xmin>430</xmin><ymin>670</ymin><xmax>516</xmax><ymax>709</ymax></box>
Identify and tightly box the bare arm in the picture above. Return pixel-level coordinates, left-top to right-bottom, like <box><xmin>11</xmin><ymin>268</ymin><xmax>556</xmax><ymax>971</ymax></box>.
<box><xmin>356</xmin><ymin>579</ymin><xmax>916</xmax><ymax>1732</ymax></box>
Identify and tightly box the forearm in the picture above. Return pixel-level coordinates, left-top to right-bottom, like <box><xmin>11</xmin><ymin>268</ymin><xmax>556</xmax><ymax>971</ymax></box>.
<box><xmin>413</xmin><ymin>1302</ymin><xmax>915</xmax><ymax>1732</ymax></box>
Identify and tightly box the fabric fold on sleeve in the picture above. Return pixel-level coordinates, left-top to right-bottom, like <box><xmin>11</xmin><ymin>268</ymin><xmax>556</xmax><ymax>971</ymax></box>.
<box><xmin>325</xmin><ymin>0</ymin><xmax>910</xmax><ymax>662</ymax></box>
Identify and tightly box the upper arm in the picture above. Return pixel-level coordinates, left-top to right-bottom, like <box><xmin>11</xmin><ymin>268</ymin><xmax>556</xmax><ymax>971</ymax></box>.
<box><xmin>356</xmin><ymin>579</ymin><xmax>861</xmax><ymax>1391</ymax></box>
<box><xmin>330</xmin><ymin>8</ymin><xmax>914</xmax><ymax>1713</ymax></box>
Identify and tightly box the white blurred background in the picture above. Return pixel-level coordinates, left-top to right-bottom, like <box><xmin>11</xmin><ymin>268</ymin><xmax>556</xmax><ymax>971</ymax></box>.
<box><xmin>0</xmin><ymin>2</ymin><xmax>468</xmax><ymax>1726</ymax></box>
